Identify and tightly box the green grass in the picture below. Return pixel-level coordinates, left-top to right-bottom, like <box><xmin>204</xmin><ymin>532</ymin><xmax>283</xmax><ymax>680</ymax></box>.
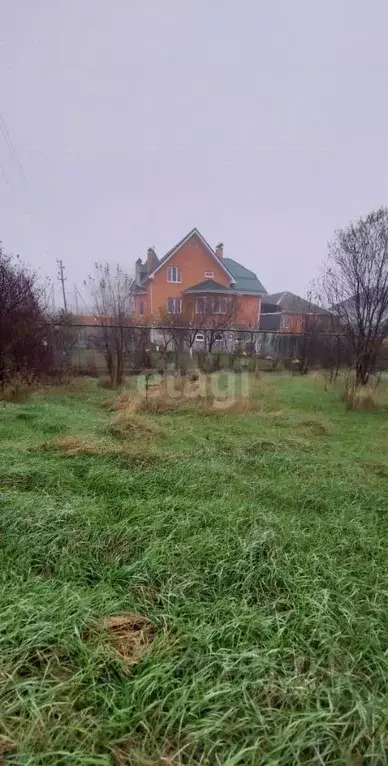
<box><xmin>1</xmin><ymin>375</ymin><xmax>388</xmax><ymax>764</ymax></box>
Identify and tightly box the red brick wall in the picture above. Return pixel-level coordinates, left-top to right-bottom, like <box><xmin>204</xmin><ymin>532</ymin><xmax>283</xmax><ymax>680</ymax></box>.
<box><xmin>235</xmin><ymin>295</ymin><xmax>261</xmax><ymax>327</ymax></box>
<box><xmin>133</xmin><ymin>294</ymin><xmax>148</xmax><ymax>320</ymax></box>
<box><xmin>150</xmin><ymin>233</ymin><xmax>230</xmax><ymax>319</ymax></box>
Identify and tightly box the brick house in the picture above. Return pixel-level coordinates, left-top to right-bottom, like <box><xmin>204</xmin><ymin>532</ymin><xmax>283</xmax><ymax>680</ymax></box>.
<box><xmin>131</xmin><ymin>228</ymin><xmax>266</xmax><ymax>327</ymax></box>
<box><xmin>260</xmin><ymin>291</ymin><xmax>329</xmax><ymax>333</ymax></box>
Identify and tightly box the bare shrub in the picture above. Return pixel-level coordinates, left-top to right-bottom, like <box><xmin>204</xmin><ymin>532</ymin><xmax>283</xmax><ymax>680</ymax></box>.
<box><xmin>87</xmin><ymin>262</ymin><xmax>134</xmax><ymax>387</ymax></box>
<box><xmin>0</xmin><ymin>243</ymin><xmax>52</xmax><ymax>385</ymax></box>
<box><xmin>342</xmin><ymin>377</ymin><xmax>378</xmax><ymax>410</ymax></box>
<box><xmin>0</xmin><ymin>377</ymin><xmax>31</xmax><ymax>403</ymax></box>
<box><xmin>321</xmin><ymin>207</ymin><xmax>388</xmax><ymax>386</ymax></box>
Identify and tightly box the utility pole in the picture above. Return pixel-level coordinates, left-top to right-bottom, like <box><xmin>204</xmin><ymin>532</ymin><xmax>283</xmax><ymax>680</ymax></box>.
<box><xmin>74</xmin><ymin>284</ymin><xmax>79</xmax><ymax>316</ymax></box>
<box><xmin>57</xmin><ymin>259</ymin><xmax>68</xmax><ymax>313</ymax></box>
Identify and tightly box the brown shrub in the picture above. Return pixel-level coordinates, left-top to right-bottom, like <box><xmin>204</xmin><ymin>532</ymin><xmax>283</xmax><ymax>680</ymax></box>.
<box><xmin>342</xmin><ymin>384</ymin><xmax>377</xmax><ymax>411</ymax></box>
<box><xmin>0</xmin><ymin>378</ymin><xmax>31</xmax><ymax>403</ymax></box>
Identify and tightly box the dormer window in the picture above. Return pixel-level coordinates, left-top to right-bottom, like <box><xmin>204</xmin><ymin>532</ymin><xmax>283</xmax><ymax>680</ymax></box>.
<box><xmin>167</xmin><ymin>266</ymin><xmax>182</xmax><ymax>283</ymax></box>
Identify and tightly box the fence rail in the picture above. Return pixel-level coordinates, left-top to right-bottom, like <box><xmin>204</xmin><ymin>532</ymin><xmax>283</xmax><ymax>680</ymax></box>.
<box><xmin>45</xmin><ymin>321</ymin><xmax>368</xmax><ymax>377</ymax></box>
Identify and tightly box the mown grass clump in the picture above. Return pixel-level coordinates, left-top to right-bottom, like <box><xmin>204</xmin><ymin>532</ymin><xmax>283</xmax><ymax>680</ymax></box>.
<box><xmin>1</xmin><ymin>374</ymin><xmax>388</xmax><ymax>762</ymax></box>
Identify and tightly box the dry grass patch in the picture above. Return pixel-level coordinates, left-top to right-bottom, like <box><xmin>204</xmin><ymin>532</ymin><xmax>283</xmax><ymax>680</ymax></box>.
<box><xmin>99</xmin><ymin>614</ymin><xmax>156</xmax><ymax>670</ymax></box>
<box><xmin>44</xmin><ymin>436</ymin><xmax>119</xmax><ymax>457</ymax></box>
<box><xmin>114</xmin><ymin>373</ymin><xmax>274</xmax><ymax>417</ymax></box>
<box><xmin>342</xmin><ymin>385</ymin><xmax>378</xmax><ymax>411</ymax></box>
<box><xmin>112</xmin><ymin>744</ymin><xmax>178</xmax><ymax>766</ymax></box>
<box><xmin>0</xmin><ymin>379</ymin><xmax>31</xmax><ymax>403</ymax></box>
<box><xmin>361</xmin><ymin>460</ymin><xmax>388</xmax><ymax>479</ymax></box>
<box><xmin>128</xmin><ymin>392</ymin><xmax>264</xmax><ymax>416</ymax></box>
<box><xmin>117</xmin><ymin>386</ymin><xmax>265</xmax><ymax>418</ymax></box>
<box><xmin>298</xmin><ymin>419</ymin><xmax>330</xmax><ymax>436</ymax></box>
<box><xmin>43</xmin><ymin>435</ymin><xmax>183</xmax><ymax>468</ymax></box>
<box><xmin>0</xmin><ymin>737</ymin><xmax>15</xmax><ymax>760</ymax></box>
<box><xmin>107</xmin><ymin>409</ymin><xmax>163</xmax><ymax>440</ymax></box>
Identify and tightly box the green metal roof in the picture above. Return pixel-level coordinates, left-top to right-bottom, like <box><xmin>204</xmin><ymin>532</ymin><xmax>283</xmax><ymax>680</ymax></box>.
<box><xmin>223</xmin><ymin>258</ymin><xmax>267</xmax><ymax>295</ymax></box>
<box><xmin>185</xmin><ymin>279</ymin><xmax>235</xmax><ymax>295</ymax></box>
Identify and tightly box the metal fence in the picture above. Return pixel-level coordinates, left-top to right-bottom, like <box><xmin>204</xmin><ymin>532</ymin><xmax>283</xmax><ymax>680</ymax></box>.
<box><xmin>48</xmin><ymin>322</ymin><xmax>351</xmax><ymax>376</ymax></box>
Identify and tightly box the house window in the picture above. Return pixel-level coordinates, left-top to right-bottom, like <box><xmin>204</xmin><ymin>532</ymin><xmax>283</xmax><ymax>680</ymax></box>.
<box><xmin>167</xmin><ymin>297</ymin><xmax>182</xmax><ymax>314</ymax></box>
<box><xmin>281</xmin><ymin>315</ymin><xmax>290</xmax><ymax>329</ymax></box>
<box><xmin>213</xmin><ymin>296</ymin><xmax>228</xmax><ymax>314</ymax></box>
<box><xmin>139</xmin><ymin>300</ymin><xmax>144</xmax><ymax>317</ymax></box>
<box><xmin>205</xmin><ymin>271</ymin><xmax>214</xmax><ymax>278</ymax></box>
<box><xmin>195</xmin><ymin>296</ymin><xmax>207</xmax><ymax>314</ymax></box>
<box><xmin>167</xmin><ymin>265</ymin><xmax>182</xmax><ymax>283</ymax></box>
<box><xmin>195</xmin><ymin>332</ymin><xmax>205</xmax><ymax>342</ymax></box>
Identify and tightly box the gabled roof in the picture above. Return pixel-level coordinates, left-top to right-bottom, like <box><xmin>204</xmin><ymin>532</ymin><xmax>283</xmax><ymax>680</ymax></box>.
<box><xmin>224</xmin><ymin>258</ymin><xmax>266</xmax><ymax>295</ymax></box>
<box><xmin>264</xmin><ymin>291</ymin><xmax>327</xmax><ymax>315</ymax></box>
<box><xmin>185</xmin><ymin>279</ymin><xmax>235</xmax><ymax>295</ymax></box>
<box><xmin>148</xmin><ymin>227</ymin><xmax>236</xmax><ymax>283</ymax></box>
<box><xmin>260</xmin><ymin>302</ymin><xmax>281</xmax><ymax>314</ymax></box>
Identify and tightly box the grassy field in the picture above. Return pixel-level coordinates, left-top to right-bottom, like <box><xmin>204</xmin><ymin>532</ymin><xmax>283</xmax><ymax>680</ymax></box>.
<box><xmin>1</xmin><ymin>374</ymin><xmax>388</xmax><ymax>764</ymax></box>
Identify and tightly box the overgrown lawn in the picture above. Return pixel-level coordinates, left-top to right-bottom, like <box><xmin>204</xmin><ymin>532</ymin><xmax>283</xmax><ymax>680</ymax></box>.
<box><xmin>0</xmin><ymin>375</ymin><xmax>388</xmax><ymax>764</ymax></box>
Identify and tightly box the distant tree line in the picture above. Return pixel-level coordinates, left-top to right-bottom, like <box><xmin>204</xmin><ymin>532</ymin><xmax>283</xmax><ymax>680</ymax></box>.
<box><xmin>3</xmin><ymin>206</ymin><xmax>388</xmax><ymax>389</ymax></box>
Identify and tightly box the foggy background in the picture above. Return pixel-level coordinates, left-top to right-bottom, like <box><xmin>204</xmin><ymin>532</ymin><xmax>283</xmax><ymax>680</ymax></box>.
<box><xmin>1</xmin><ymin>0</ymin><xmax>388</xmax><ymax>310</ymax></box>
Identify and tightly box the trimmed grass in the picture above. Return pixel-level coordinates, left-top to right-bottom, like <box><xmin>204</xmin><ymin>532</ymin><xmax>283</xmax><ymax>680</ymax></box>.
<box><xmin>1</xmin><ymin>375</ymin><xmax>388</xmax><ymax>763</ymax></box>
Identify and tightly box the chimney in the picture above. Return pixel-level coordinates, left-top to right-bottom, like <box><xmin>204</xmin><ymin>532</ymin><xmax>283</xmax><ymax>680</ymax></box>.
<box><xmin>135</xmin><ymin>258</ymin><xmax>142</xmax><ymax>284</ymax></box>
<box><xmin>147</xmin><ymin>247</ymin><xmax>158</xmax><ymax>274</ymax></box>
<box><xmin>215</xmin><ymin>242</ymin><xmax>224</xmax><ymax>259</ymax></box>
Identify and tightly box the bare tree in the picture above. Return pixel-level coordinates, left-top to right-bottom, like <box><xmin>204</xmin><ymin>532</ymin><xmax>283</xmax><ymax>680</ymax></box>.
<box><xmin>156</xmin><ymin>310</ymin><xmax>186</xmax><ymax>369</ymax></box>
<box><xmin>0</xmin><ymin>244</ymin><xmax>51</xmax><ymax>385</ymax></box>
<box><xmin>87</xmin><ymin>263</ymin><xmax>133</xmax><ymax>386</ymax></box>
<box><xmin>51</xmin><ymin>310</ymin><xmax>79</xmax><ymax>372</ymax></box>
<box><xmin>201</xmin><ymin>296</ymin><xmax>238</xmax><ymax>353</ymax></box>
<box><xmin>320</xmin><ymin>208</ymin><xmax>388</xmax><ymax>386</ymax></box>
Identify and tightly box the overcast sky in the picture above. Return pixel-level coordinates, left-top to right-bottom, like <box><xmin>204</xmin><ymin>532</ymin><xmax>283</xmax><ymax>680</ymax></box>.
<box><xmin>1</xmin><ymin>0</ymin><xmax>388</xmax><ymax>309</ymax></box>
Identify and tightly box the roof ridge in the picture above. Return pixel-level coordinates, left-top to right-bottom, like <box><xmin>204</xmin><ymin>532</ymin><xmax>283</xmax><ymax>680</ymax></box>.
<box><xmin>148</xmin><ymin>228</ymin><xmax>236</xmax><ymax>283</ymax></box>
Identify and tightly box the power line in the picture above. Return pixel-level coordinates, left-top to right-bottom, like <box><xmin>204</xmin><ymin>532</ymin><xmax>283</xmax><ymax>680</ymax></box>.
<box><xmin>0</xmin><ymin>161</ymin><xmax>12</xmax><ymax>191</ymax></box>
<box><xmin>0</xmin><ymin>111</ymin><xmax>26</xmax><ymax>181</ymax></box>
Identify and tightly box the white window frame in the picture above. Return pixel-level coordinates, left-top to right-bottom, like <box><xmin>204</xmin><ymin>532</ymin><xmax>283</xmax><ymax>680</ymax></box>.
<box><xmin>167</xmin><ymin>297</ymin><xmax>182</xmax><ymax>314</ymax></box>
<box><xmin>213</xmin><ymin>296</ymin><xmax>228</xmax><ymax>314</ymax></box>
<box><xmin>167</xmin><ymin>265</ymin><xmax>182</xmax><ymax>284</ymax></box>
<box><xmin>195</xmin><ymin>332</ymin><xmax>205</xmax><ymax>342</ymax></box>
<box><xmin>205</xmin><ymin>271</ymin><xmax>214</xmax><ymax>278</ymax></box>
<box><xmin>280</xmin><ymin>314</ymin><xmax>290</xmax><ymax>329</ymax></box>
